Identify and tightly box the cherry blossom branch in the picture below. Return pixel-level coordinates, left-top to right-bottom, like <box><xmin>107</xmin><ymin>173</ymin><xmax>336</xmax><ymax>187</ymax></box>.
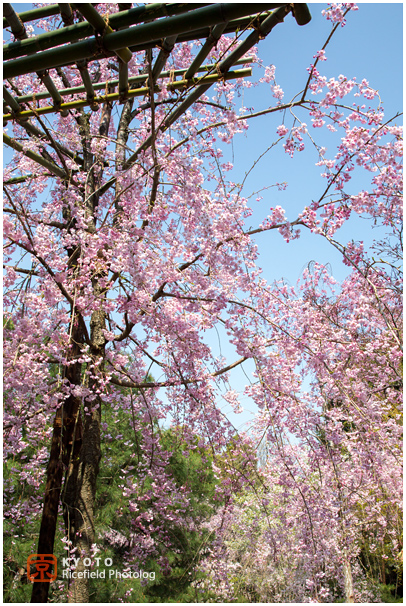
<box><xmin>3</xmin><ymin>263</ymin><xmax>40</xmax><ymax>277</ymax></box>
<box><xmin>314</xmin><ymin>112</ymin><xmax>403</xmax><ymax>207</ymax></box>
<box><xmin>300</xmin><ymin>7</ymin><xmax>353</xmax><ymax>102</ymax></box>
<box><xmin>321</xmin><ymin>233</ymin><xmax>402</xmax><ymax>349</ymax></box>
<box><xmin>108</xmin><ymin>355</ymin><xmax>247</xmax><ymax>389</ymax></box>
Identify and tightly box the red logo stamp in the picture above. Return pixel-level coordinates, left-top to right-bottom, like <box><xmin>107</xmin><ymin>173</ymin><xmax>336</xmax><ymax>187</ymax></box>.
<box><xmin>27</xmin><ymin>554</ymin><xmax>57</xmax><ymax>582</ymax></box>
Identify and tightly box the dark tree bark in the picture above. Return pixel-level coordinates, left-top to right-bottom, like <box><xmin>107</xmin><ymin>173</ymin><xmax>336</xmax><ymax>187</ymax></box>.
<box><xmin>66</xmin><ymin>100</ymin><xmax>112</xmax><ymax>603</ymax></box>
<box><xmin>31</xmin><ymin>91</ymin><xmax>114</xmax><ymax>602</ymax></box>
<box><xmin>67</xmin><ymin>310</ymin><xmax>105</xmax><ymax>602</ymax></box>
<box><xmin>31</xmin><ymin>323</ymin><xmax>83</xmax><ymax>603</ymax></box>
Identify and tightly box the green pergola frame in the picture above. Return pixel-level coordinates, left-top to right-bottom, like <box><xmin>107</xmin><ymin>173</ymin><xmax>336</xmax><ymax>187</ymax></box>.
<box><xmin>3</xmin><ymin>2</ymin><xmax>311</xmax><ymax>180</ymax></box>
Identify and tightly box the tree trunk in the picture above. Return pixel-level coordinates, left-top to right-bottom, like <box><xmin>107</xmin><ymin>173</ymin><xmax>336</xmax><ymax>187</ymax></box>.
<box><xmin>34</xmin><ymin>92</ymin><xmax>113</xmax><ymax>604</ymax></box>
<box><xmin>61</xmin><ymin>415</ymin><xmax>82</xmax><ymax>551</ymax></box>
<box><xmin>68</xmin><ymin>302</ymin><xmax>105</xmax><ymax>602</ymax></box>
<box><xmin>343</xmin><ymin>559</ymin><xmax>355</xmax><ymax>603</ymax></box>
<box><xmin>66</xmin><ymin>102</ymin><xmax>110</xmax><ymax>600</ymax></box>
<box><xmin>31</xmin><ymin>324</ymin><xmax>83</xmax><ymax>603</ymax></box>
<box><xmin>67</xmin><ymin>397</ymin><xmax>101</xmax><ymax>602</ymax></box>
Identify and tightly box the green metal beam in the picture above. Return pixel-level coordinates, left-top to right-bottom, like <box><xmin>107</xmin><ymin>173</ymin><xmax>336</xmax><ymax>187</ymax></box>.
<box><xmin>3</xmin><ymin>4</ymin><xmax>211</xmax><ymax>61</ymax></box>
<box><xmin>3</xmin><ymin>4</ymin><xmax>60</xmax><ymax>28</ymax></box>
<box><xmin>4</xmin><ymin>10</ymin><xmax>280</xmax><ymax>65</ymax></box>
<box><xmin>75</xmin><ymin>4</ymin><xmax>132</xmax><ymax>63</ymax></box>
<box><xmin>4</xmin><ymin>13</ymin><xmax>279</xmax><ymax>76</ymax></box>
<box><xmin>184</xmin><ymin>22</ymin><xmax>227</xmax><ymax>80</ymax></box>
<box><xmin>3</xmin><ymin>68</ymin><xmax>252</xmax><ymax>122</ymax></box>
<box><xmin>3</xmin><ymin>3</ymin><xmax>216</xmax><ymax>30</ymax></box>
<box><xmin>152</xmin><ymin>11</ymin><xmax>287</xmax><ymax>48</ymax></box>
<box><xmin>3</xmin><ymin>85</ymin><xmax>21</xmax><ymax>112</ymax></box>
<box><xmin>75</xmin><ymin>60</ymin><xmax>98</xmax><ymax>109</ymax></box>
<box><xmin>4</xmin><ymin>3</ymin><xmax>64</xmax><ymax>109</ymax></box>
<box><xmin>151</xmin><ymin>35</ymin><xmax>178</xmax><ymax>83</ymax></box>
<box><xmin>58</xmin><ymin>3</ymin><xmax>74</xmax><ymax>26</ymax></box>
<box><xmin>4</xmin><ymin>4</ymin><xmax>277</xmax><ymax>79</ymax></box>
<box><xmin>291</xmin><ymin>3</ymin><xmax>312</xmax><ymax>25</ymax></box>
<box><xmin>121</xmin><ymin>5</ymin><xmax>292</xmax><ymax>172</ymax></box>
<box><xmin>118</xmin><ymin>62</ymin><xmax>129</xmax><ymax>100</ymax></box>
<box><xmin>3</xmin><ymin>3</ymin><xmax>27</xmax><ymax>39</ymax></box>
<box><xmin>220</xmin><ymin>5</ymin><xmax>289</xmax><ymax>73</ymax></box>
<box><xmin>12</xmin><ymin>57</ymin><xmax>253</xmax><ymax>105</ymax></box>
<box><xmin>37</xmin><ymin>71</ymin><xmax>63</xmax><ymax>108</ymax></box>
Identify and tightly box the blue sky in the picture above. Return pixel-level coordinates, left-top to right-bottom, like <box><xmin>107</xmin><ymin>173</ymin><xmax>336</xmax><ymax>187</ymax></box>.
<box><xmin>224</xmin><ymin>2</ymin><xmax>403</xmax><ymax>284</ymax></box>
<box><xmin>4</xmin><ymin>3</ymin><xmax>403</xmax><ymax>431</ymax></box>
<box><xmin>203</xmin><ymin>3</ymin><xmax>403</xmax><ymax>429</ymax></box>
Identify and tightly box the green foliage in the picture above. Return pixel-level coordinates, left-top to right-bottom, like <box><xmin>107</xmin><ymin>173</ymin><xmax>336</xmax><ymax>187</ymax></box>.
<box><xmin>87</xmin><ymin>404</ymin><xmax>219</xmax><ymax>603</ymax></box>
<box><xmin>3</xmin><ymin>378</ymin><xmax>219</xmax><ymax>603</ymax></box>
<box><xmin>3</xmin><ymin>314</ymin><xmax>15</xmax><ymax>331</ymax></box>
<box><xmin>144</xmin><ymin>428</ymin><xmax>217</xmax><ymax>602</ymax></box>
<box><xmin>3</xmin><ymin>431</ymin><xmax>47</xmax><ymax>602</ymax></box>
<box><xmin>378</xmin><ymin>583</ymin><xmax>403</xmax><ymax>603</ymax></box>
<box><xmin>216</xmin><ymin>435</ymin><xmax>263</xmax><ymax>493</ymax></box>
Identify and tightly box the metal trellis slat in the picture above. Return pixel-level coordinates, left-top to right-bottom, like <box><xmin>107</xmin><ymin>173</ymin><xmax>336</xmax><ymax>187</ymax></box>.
<box><xmin>3</xmin><ymin>68</ymin><xmax>252</xmax><ymax>122</ymax></box>
<box><xmin>3</xmin><ymin>3</ymin><xmax>311</xmax><ymax>182</ymax></box>
<box><xmin>10</xmin><ymin>57</ymin><xmax>254</xmax><ymax>106</ymax></box>
<box><xmin>3</xmin><ymin>4</ymin><xmax>281</xmax><ymax>78</ymax></box>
